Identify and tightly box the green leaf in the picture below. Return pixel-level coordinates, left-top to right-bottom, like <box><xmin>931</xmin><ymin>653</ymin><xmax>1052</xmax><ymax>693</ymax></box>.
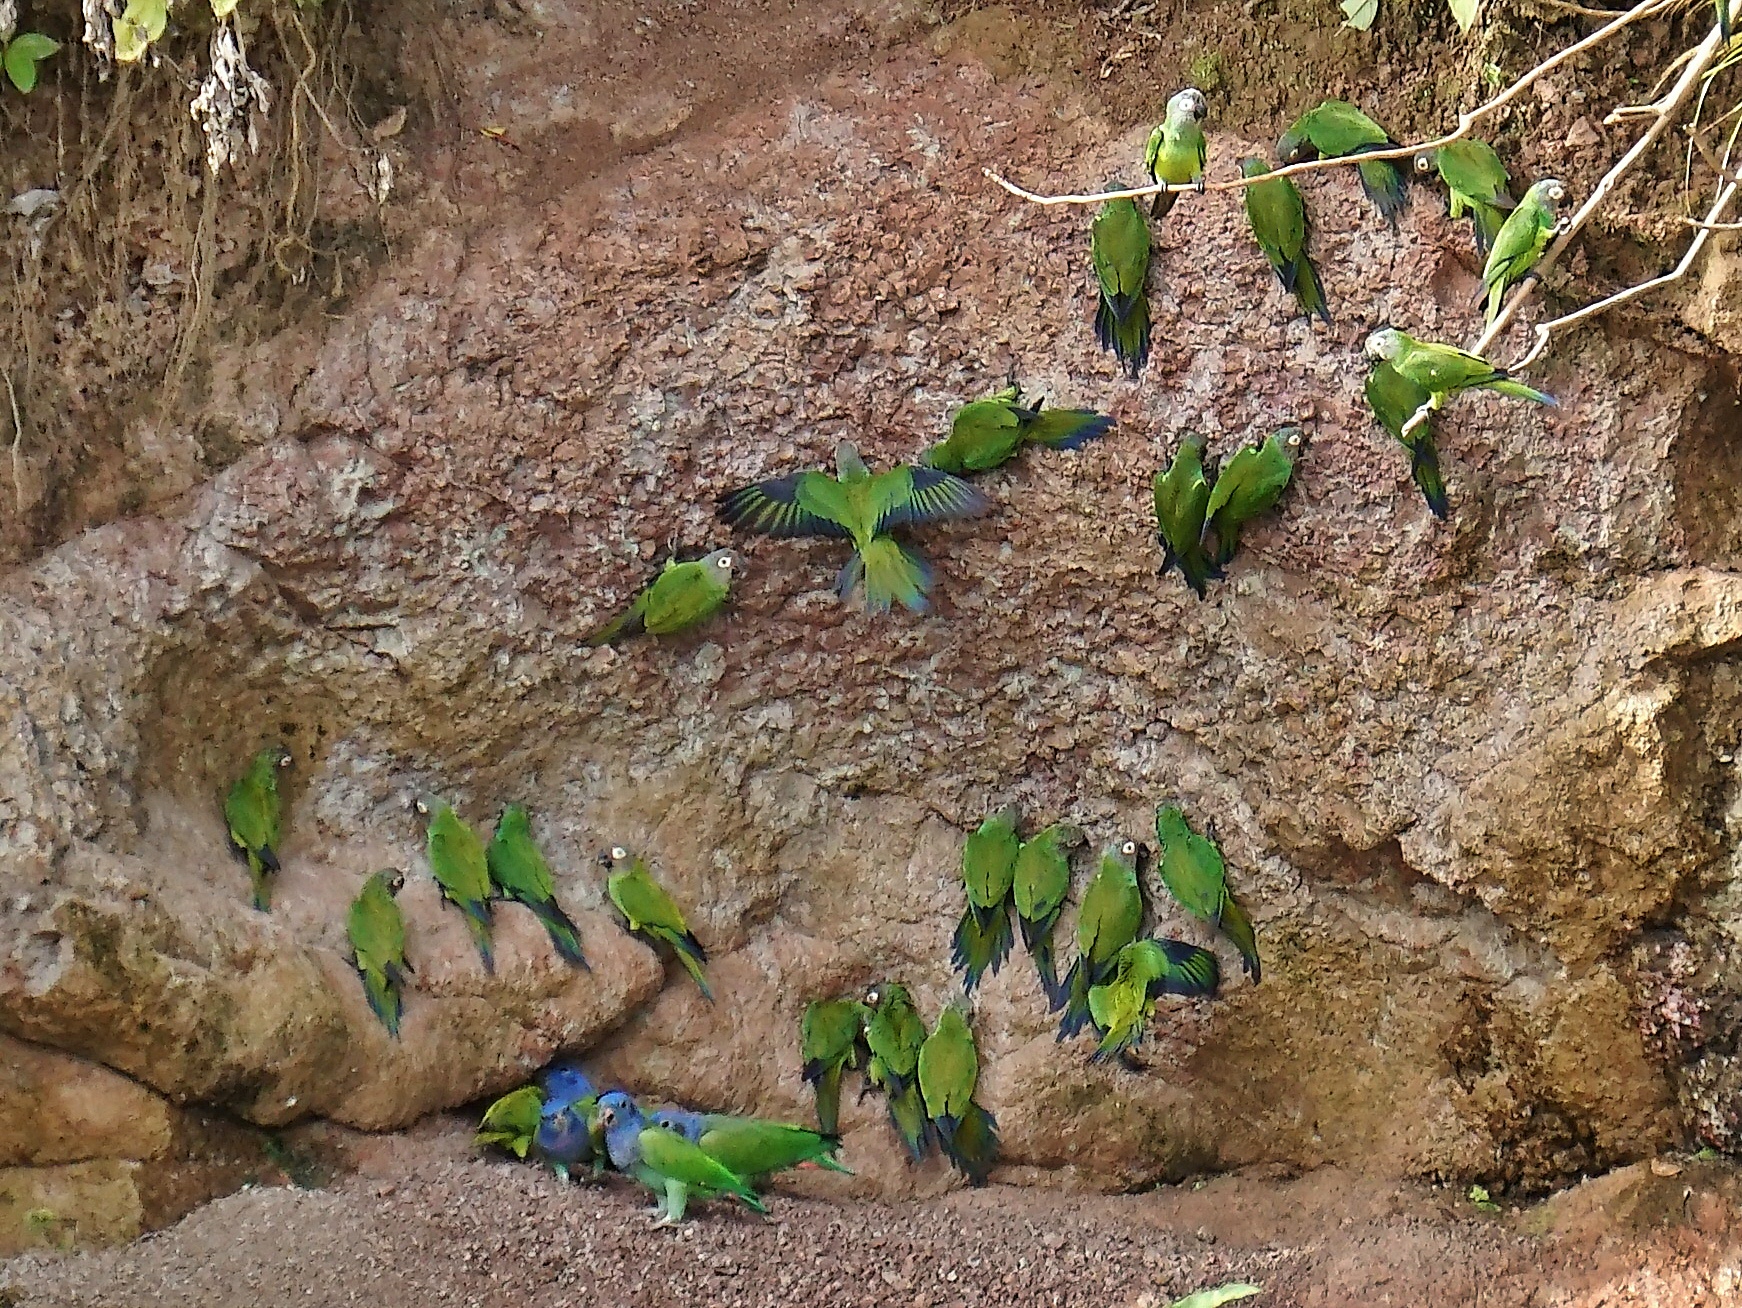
<box><xmin>211</xmin><ymin>0</ymin><xmax>240</xmax><ymax>17</ymax></box>
<box><xmin>4</xmin><ymin>33</ymin><xmax>61</xmax><ymax>93</ymax></box>
<box><xmin>1339</xmin><ymin>0</ymin><xmax>1379</xmax><ymax>30</ymax></box>
<box><xmin>112</xmin><ymin>0</ymin><xmax>168</xmax><ymax>63</ymax></box>
<box><xmin>1448</xmin><ymin>0</ymin><xmax>1480</xmax><ymax>31</ymax></box>
<box><xmin>1171</xmin><ymin>1286</ymin><xmax>1263</xmax><ymax>1308</ymax></box>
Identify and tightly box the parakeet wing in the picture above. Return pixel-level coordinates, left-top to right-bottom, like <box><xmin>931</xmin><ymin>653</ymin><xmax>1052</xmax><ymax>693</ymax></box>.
<box><xmin>719</xmin><ymin>472</ymin><xmax>853</xmax><ymax>538</ymax></box>
<box><xmin>878</xmin><ymin>466</ymin><xmax>990</xmax><ymax>531</ymax></box>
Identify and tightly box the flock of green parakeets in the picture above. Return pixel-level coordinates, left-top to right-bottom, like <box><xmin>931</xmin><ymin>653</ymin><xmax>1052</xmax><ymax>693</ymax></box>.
<box><xmin>213</xmin><ymin>90</ymin><xmax>1570</xmax><ymax>1226</ymax></box>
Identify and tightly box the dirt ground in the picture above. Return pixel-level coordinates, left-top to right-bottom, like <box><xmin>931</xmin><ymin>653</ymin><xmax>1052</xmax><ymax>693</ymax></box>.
<box><xmin>2</xmin><ymin>1118</ymin><xmax>1740</xmax><ymax>1307</ymax></box>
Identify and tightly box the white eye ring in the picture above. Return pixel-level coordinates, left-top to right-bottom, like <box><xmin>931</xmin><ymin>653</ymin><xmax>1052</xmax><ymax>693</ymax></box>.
<box><xmin>1122</xmin><ymin>840</ymin><xmax>1137</xmax><ymax>855</ymax></box>
<box><xmin>610</xmin><ymin>846</ymin><xmax>628</xmax><ymax>861</ymax></box>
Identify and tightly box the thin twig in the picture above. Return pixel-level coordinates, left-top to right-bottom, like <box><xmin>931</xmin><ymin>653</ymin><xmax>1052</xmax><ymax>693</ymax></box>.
<box><xmin>5</xmin><ymin>372</ymin><xmax>23</xmax><ymax>519</ymax></box>
<box><xmin>983</xmin><ymin>0</ymin><xmax>1675</xmax><ymax>207</ymax></box>
<box><xmin>1508</xmin><ymin>178</ymin><xmax>1739</xmax><ymax>370</ymax></box>
<box><xmin>1473</xmin><ymin>20</ymin><xmax>1730</xmax><ymax>357</ymax></box>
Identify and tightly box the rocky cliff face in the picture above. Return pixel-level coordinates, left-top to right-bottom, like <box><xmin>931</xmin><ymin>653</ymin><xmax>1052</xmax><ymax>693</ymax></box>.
<box><xmin>3</xmin><ymin>0</ymin><xmax>1741</xmax><ymax>1250</ymax></box>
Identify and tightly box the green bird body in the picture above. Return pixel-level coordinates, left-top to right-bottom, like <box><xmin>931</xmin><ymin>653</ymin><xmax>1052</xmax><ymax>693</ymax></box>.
<box><xmin>916</xmin><ymin>1004</ymin><xmax>998</xmax><ymax>1183</ymax></box>
<box><xmin>717</xmin><ymin>442</ymin><xmax>988</xmax><ymax>614</ymax></box>
<box><xmin>599</xmin><ymin>1093</ymin><xmax>767</xmax><ymax>1225</ymax></box>
<box><xmin>657</xmin><ymin>1110</ymin><xmax>852</xmax><ymax>1181</ymax></box>
<box><xmin>584</xmin><ymin>549</ymin><xmax>736</xmax><ymax>646</ymax></box>
<box><xmin>1056</xmin><ymin>839</ymin><xmax>1145</xmax><ymax>1039</ymax></box>
<box><xmin>1091</xmin><ymin>197</ymin><xmax>1154</xmax><ymax>378</ymax></box>
<box><xmin>487</xmin><ymin>805</ymin><xmax>587</xmax><ymax>968</ymax></box>
<box><xmin>923</xmin><ymin>387</ymin><xmax>1114</xmax><ymax>475</ymax></box>
<box><xmin>1201</xmin><ymin>425</ymin><xmax>1308</xmax><ymax>567</ymax></box>
<box><xmin>864</xmin><ymin>983</ymin><xmax>929</xmax><ymax>1159</ymax></box>
<box><xmin>1239</xmin><ymin>159</ymin><xmax>1329</xmax><ymax>324</ymax></box>
<box><xmin>1415</xmin><ymin>139</ymin><xmax>1513</xmax><ymax>256</ymax></box>
<box><xmin>1087</xmin><ymin>937</ymin><xmax>1220</xmax><ymax>1062</ymax></box>
<box><xmin>347</xmin><ymin>870</ymin><xmax>410</xmax><ymax>1037</ymax></box>
<box><xmin>224</xmin><ymin>745</ymin><xmax>291</xmax><ymax>911</ymax></box>
<box><xmin>1364</xmin><ymin>328</ymin><xmax>1556</xmax><ymax>407</ymax></box>
<box><xmin>952</xmin><ymin>805</ymin><xmax>1021</xmax><ymax>993</ymax></box>
<box><xmin>1153</xmin><ymin>433</ymin><xmax>1219</xmax><ymax>600</ymax></box>
<box><xmin>1365</xmin><ymin>361</ymin><xmax>1447</xmax><ymax>519</ymax></box>
<box><xmin>419</xmin><ymin>796</ymin><xmax>496</xmax><ymax>974</ymax></box>
<box><xmin>1012</xmin><ymin>822</ymin><xmax>1083</xmax><ymax>1002</ymax></box>
<box><xmin>1481</xmin><ymin>178</ymin><xmax>1566</xmax><ymax>323</ymax></box>
<box><xmin>604</xmin><ymin>847</ymin><xmax>711</xmax><ymax>1000</ymax></box>
<box><xmin>475</xmin><ymin>1085</ymin><xmax>544</xmax><ymax>1158</ymax></box>
<box><xmin>1278</xmin><ymin>100</ymin><xmax>1407</xmax><ymax>223</ymax></box>
<box><xmin>1144</xmin><ymin>87</ymin><xmax>1209</xmax><ymax>220</ymax></box>
<box><xmin>1154</xmin><ymin>805</ymin><xmax>1261</xmax><ymax>982</ymax></box>
<box><xmin>800</xmin><ymin>997</ymin><xmax>870</xmax><ymax>1135</ymax></box>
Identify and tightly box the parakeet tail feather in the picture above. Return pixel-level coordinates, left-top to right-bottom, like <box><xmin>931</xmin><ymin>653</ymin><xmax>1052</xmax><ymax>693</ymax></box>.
<box><xmin>1293</xmin><ymin>254</ymin><xmax>1331</xmax><ymax>325</ymax></box>
<box><xmin>1409</xmin><ymin>433</ymin><xmax>1450</xmax><ymax>520</ymax></box>
<box><xmin>529</xmin><ymin>898</ymin><xmax>589</xmax><ymax>969</ymax></box>
<box><xmin>1218</xmin><ymin>897</ymin><xmax>1263</xmax><ymax>984</ymax></box>
<box><xmin>843</xmin><ymin>537</ymin><xmax>934</xmax><ymax>615</ymax></box>
<box><xmin>1056</xmin><ymin>956</ymin><xmax>1095</xmax><ymax>1040</ymax></box>
<box><xmin>360</xmin><ymin>965</ymin><xmax>403</xmax><ymax>1038</ymax></box>
<box><xmin>461</xmin><ymin>901</ymin><xmax>496</xmax><ymax>975</ymax></box>
<box><xmin>1025</xmin><ymin>409</ymin><xmax>1115</xmax><ymax>452</ymax></box>
<box><xmin>1486</xmin><ymin>378</ymin><xmax>1557</xmax><ymax>406</ymax></box>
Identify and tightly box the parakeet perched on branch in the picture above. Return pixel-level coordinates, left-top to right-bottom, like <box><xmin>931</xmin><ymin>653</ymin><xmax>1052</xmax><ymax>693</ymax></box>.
<box><xmin>1145</xmin><ymin>88</ymin><xmax>1209</xmax><ymax>220</ymax></box>
<box><xmin>1091</xmin><ymin>197</ymin><xmax>1154</xmax><ymax>378</ymax></box>
<box><xmin>1278</xmin><ymin>100</ymin><xmax>1408</xmax><ymax>223</ymax></box>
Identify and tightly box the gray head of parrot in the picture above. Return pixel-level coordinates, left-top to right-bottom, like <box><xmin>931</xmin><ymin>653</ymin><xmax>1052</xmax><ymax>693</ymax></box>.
<box><xmin>273</xmin><ymin>745</ymin><xmax>294</xmax><ymax>769</ymax></box>
<box><xmin>410</xmin><ymin>791</ymin><xmax>443</xmax><ymax>818</ymax></box>
<box><xmin>1532</xmin><ymin>177</ymin><xmax>1568</xmax><ymax>208</ymax></box>
<box><xmin>699</xmin><ymin>548</ymin><xmax>736</xmax><ymax>578</ymax></box>
<box><xmin>1169</xmin><ymin>87</ymin><xmax>1208</xmax><ymax>121</ymax></box>
<box><xmin>1411</xmin><ymin>150</ymin><xmax>1438</xmax><ymax>176</ymax></box>
<box><xmin>1278</xmin><ymin>424</ymin><xmax>1311</xmax><ymax>454</ymax></box>
<box><xmin>1364</xmin><ymin>328</ymin><xmax>1404</xmax><ymax>362</ymax></box>
<box><xmin>833</xmin><ymin>441</ymin><xmax>869</xmax><ymax>480</ymax></box>
<box><xmin>382</xmin><ymin>868</ymin><xmax>406</xmax><ymax>896</ymax></box>
<box><xmin>600</xmin><ymin>845</ymin><xmax>632</xmax><ymax>872</ymax></box>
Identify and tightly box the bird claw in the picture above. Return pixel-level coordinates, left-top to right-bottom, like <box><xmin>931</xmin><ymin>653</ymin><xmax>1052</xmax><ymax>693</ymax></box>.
<box><xmin>1194</xmin><ymin>176</ymin><xmax>1207</xmax><ymax>194</ymax></box>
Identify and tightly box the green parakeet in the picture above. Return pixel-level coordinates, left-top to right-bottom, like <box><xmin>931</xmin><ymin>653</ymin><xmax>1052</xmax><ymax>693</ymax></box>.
<box><xmin>1087</xmin><ymin>937</ymin><xmax>1220</xmax><ymax>1063</ymax></box>
<box><xmin>651</xmin><ymin>1108</ymin><xmax>851</xmax><ymax>1181</ymax></box>
<box><xmin>1091</xmin><ymin>196</ymin><xmax>1153</xmax><ymax>378</ymax></box>
<box><xmin>1364</xmin><ymin>328</ymin><xmax>1556</xmax><ymax>407</ymax></box>
<box><xmin>584</xmin><ymin>549</ymin><xmax>736</xmax><ymax>646</ymax></box>
<box><xmin>922</xmin><ymin>384</ymin><xmax>1114</xmax><ymax>475</ymax></box>
<box><xmin>863</xmin><ymin>982</ymin><xmax>930</xmax><ymax>1160</ymax></box>
<box><xmin>224</xmin><ymin>744</ymin><xmax>292</xmax><ymax>911</ymax></box>
<box><xmin>1144</xmin><ymin>87</ymin><xmax>1209</xmax><ymax>220</ymax></box>
<box><xmin>347</xmin><ymin>869</ymin><xmax>410</xmax><ymax>1038</ymax></box>
<box><xmin>486</xmin><ymin>805</ymin><xmax>586</xmax><ymax>968</ymax></box>
<box><xmin>1200</xmin><ymin>425</ymin><xmax>1309</xmax><ymax>567</ymax></box>
<box><xmin>1365</xmin><ymin>361</ymin><xmax>1447</xmax><ymax>520</ymax></box>
<box><xmin>1481</xmin><ymin>178</ymin><xmax>1567</xmax><ymax>323</ymax></box>
<box><xmin>951</xmin><ymin>804</ymin><xmax>1021</xmax><ymax>994</ymax></box>
<box><xmin>800</xmin><ymin>997</ymin><xmax>870</xmax><ymax>1136</ymax></box>
<box><xmin>602</xmin><ymin>846</ymin><xmax>711</xmax><ymax>1000</ymax></box>
<box><xmin>917</xmin><ymin>1003</ymin><xmax>1000</xmax><ymax>1185</ymax></box>
<box><xmin>475</xmin><ymin>1084</ymin><xmax>544</xmax><ymax>1158</ymax></box>
<box><xmin>1413</xmin><ymin>139</ymin><xmax>1514</xmax><ymax>257</ymax></box>
<box><xmin>717</xmin><ymin>441</ymin><xmax>988</xmax><ymax>615</ymax></box>
<box><xmin>1153</xmin><ymin>433</ymin><xmax>1220</xmax><ymax>600</ymax></box>
<box><xmin>1013</xmin><ymin>822</ymin><xmax>1084</xmax><ymax>1003</ymax></box>
<box><xmin>1277</xmin><ymin>100</ymin><xmax>1408</xmax><ymax>223</ymax></box>
<box><xmin>416</xmin><ymin>794</ymin><xmax>496</xmax><ymax>974</ymax></box>
<box><xmin>1239</xmin><ymin>159</ymin><xmax>1329</xmax><ymax>325</ymax></box>
<box><xmin>1154</xmin><ymin>805</ymin><xmax>1260</xmax><ymax>983</ymax></box>
<box><xmin>1056</xmin><ymin>838</ymin><xmax>1146</xmax><ymax>1039</ymax></box>
<box><xmin>597</xmin><ymin>1092</ymin><xmax>766</xmax><ymax>1225</ymax></box>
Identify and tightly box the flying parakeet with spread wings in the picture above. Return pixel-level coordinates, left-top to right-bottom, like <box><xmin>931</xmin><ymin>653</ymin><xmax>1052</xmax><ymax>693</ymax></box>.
<box><xmin>952</xmin><ymin>804</ymin><xmax>1021</xmax><ymax>993</ymax></box>
<box><xmin>1414</xmin><ymin>138</ymin><xmax>1514</xmax><ymax>256</ymax></box>
<box><xmin>1277</xmin><ymin>100</ymin><xmax>1408</xmax><ymax>223</ymax></box>
<box><xmin>1365</xmin><ymin>361</ymin><xmax>1447</xmax><ymax>520</ymax></box>
<box><xmin>917</xmin><ymin>1003</ymin><xmax>999</xmax><ymax>1186</ymax></box>
<box><xmin>1153</xmin><ymin>433</ymin><xmax>1220</xmax><ymax>600</ymax></box>
<box><xmin>416</xmin><ymin>794</ymin><xmax>496</xmax><ymax>974</ymax></box>
<box><xmin>1087</xmin><ymin>937</ymin><xmax>1220</xmax><ymax>1064</ymax></box>
<box><xmin>1481</xmin><ymin>178</ymin><xmax>1567</xmax><ymax>323</ymax></box>
<box><xmin>863</xmin><ymin>982</ymin><xmax>930</xmax><ymax>1160</ymax></box>
<box><xmin>486</xmin><ymin>805</ymin><xmax>586</xmax><ymax>968</ymax></box>
<box><xmin>475</xmin><ymin>1085</ymin><xmax>544</xmax><ymax>1158</ymax></box>
<box><xmin>1091</xmin><ymin>196</ymin><xmax>1153</xmax><ymax>378</ymax></box>
<box><xmin>1364</xmin><ymin>328</ymin><xmax>1556</xmax><ymax>407</ymax></box>
<box><xmin>584</xmin><ymin>549</ymin><xmax>736</xmax><ymax>646</ymax></box>
<box><xmin>922</xmin><ymin>384</ymin><xmax>1114</xmax><ymax>475</ymax></box>
<box><xmin>1144</xmin><ymin>87</ymin><xmax>1209</xmax><ymax>220</ymax></box>
<box><xmin>603</xmin><ymin>846</ymin><xmax>711</xmax><ymax>1000</ymax></box>
<box><xmin>224</xmin><ymin>744</ymin><xmax>292</xmax><ymax>911</ymax></box>
<box><xmin>1200</xmin><ymin>425</ymin><xmax>1309</xmax><ymax>568</ymax></box>
<box><xmin>801</xmin><ymin>997</ymin><xmax>870</xmax><ymax>1136</ymax></box>
<box><xmin>1013</xmin><ymin>822</ymin><xmax>1084</xmax><ymax>1003</ymax></box>
<box><xmin>597</xmin><ymin>1091</ymin><xmax>766</xmax><ymax>1225</ymax></box>
<box><xmin>717</xmin><ymin>441</ymin><xmax>988</xmax><ymax>615</ymax></box>
<box><xmin>1239</xmin><ymin>159</ymin><xmax>1329</xmax><ymax>325</ymax></box>
<box><xmin>1154</xmin><ymin>805</ymin><xmax>1261</xmax><ymax>983</ymax></box>
<box><xmin>651</xmin><ymin>1108</ymin><xmax>851</xmax><ymax>1183</ymax></box>
<box><xmin>1057</xmin><ymin>838</ymin><xmax>1146</xmax><ymax>1040</ymax></box>
<box><xmin>347</xmin><ymin>869</ymin><xmax>410</xmax><ymax>1037</ymax></box>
